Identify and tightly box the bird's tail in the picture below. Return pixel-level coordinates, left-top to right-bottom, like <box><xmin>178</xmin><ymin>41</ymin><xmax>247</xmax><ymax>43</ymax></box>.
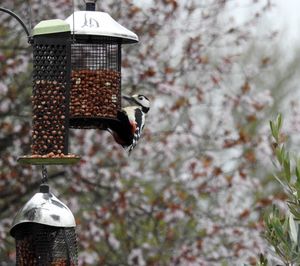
<box><xmin>127</xmin><ymin>147</ymin><xmax>133</xmax><ymax>156</ymax></box>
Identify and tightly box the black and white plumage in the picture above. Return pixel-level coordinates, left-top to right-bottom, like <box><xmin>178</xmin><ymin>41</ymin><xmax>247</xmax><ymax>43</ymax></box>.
<box><xmin>108</xmin><ymin>94</ymin><xmax>150</xmax><ymax>154</ymax></box>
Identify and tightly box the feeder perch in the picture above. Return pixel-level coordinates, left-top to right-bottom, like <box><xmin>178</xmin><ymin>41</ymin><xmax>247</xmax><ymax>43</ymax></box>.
<box><xmin>10</xmin><ymin>184</ymin><xmax>78</xmax><ymax>265</ymax></box>
<box><xmin>65</xmin><ymin>4</ymin><xmax>138</xmax><ymax>129</ymax></box>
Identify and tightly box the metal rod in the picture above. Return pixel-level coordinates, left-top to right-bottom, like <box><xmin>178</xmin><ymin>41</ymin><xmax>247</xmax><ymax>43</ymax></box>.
<box><xmin>41</xmin><ymin>165</ymin><xmax>48</xmax><ymax>184</ymax></box>
<box><xmin>72</xmin><ymin>0</ymin><xmax>75</xmax><ymax>42</ymax></box>
<box><xmin>26</xmin><ymin>0</ymin><xmax>33</xmax><ymax>36</ymax></box>
<box><xmin>0</xmin><ymin>7</ymin><xmax>30</xmax><ymax>38</ymax></box>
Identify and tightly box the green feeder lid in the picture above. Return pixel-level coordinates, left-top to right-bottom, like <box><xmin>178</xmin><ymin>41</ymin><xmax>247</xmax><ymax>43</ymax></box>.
<box><xmin>32</xmin><ymin>19</ymin><xmax>71</xmax><ymax>36</ymax></box>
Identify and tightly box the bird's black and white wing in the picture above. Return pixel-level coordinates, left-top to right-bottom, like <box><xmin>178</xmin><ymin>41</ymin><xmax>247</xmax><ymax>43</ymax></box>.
<box><xmin>127</xmin><ymin>107</ymin><xmax>145</xmax><ymax>154</ymax></box>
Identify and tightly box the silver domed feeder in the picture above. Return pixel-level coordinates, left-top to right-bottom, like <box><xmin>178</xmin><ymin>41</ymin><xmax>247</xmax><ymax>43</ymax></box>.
<box><xmin>10</xmin><ymin>183</ymin><xmax>78</xmax><ymax>265</ymax></box>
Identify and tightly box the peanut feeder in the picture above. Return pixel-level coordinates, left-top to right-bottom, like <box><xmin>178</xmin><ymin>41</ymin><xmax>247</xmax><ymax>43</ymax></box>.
<box><xmin>18</xmin><ymin>19</ymin><xmax>80</xmax><ymax>164</ymax></box>
<box><xmin>65</xmin><ymin>5</ymin><xmax>138</xmax><ymax>129</ymax></box>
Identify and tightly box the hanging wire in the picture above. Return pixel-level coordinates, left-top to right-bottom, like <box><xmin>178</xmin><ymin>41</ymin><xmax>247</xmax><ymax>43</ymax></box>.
<box><xmin>41</xmin><ymin>165</ymin><xmax>48</xmax><ymax>184</ymax></box>
<box><xmin>26</xmin><ymin>0</ymin><xmax>32</xmax><ymax>35</ymax></box>
<box><xmin>72</xmin><ymin>0</ymin><xmax>75</xmax><ymax>43</ymax></box>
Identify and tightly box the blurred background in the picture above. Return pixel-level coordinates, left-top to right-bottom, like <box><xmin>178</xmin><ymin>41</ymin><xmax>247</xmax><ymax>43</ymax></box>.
<box><xmin>1</xmin><ymin>0</ymin><xmax>300</xmax><ymax>265</ymax></box>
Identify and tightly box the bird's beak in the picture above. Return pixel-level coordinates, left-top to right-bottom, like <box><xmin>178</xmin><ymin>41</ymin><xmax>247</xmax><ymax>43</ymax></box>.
<box><xmin>122</xmin><ymin>95</ymin><xmax>134</xmax><ymax>102</ymax></box>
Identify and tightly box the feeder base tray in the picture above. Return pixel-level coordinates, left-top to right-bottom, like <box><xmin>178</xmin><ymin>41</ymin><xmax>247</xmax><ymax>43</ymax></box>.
<box><xmin>18</xmin><ymin>155</ymin><xmax>81</xmax><ymax>165</ymax></box>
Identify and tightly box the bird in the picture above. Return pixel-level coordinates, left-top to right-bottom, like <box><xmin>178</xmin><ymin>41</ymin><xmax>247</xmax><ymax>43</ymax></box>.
<box><xmin>108</xmin><ymin>94</ymin><xmax>150</xmax><ymax>154</ymax></box>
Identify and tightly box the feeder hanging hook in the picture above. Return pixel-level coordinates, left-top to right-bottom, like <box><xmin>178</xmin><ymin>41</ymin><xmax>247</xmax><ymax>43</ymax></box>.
<box><xmin>84</xmin><ymin>0</ymin><xmax>97</xmax><ymax>11</ymax></box>
<box><xmin>0</xmin><ymin>7</ymin><xmax>31</xmax><ymax>42</ymax></box>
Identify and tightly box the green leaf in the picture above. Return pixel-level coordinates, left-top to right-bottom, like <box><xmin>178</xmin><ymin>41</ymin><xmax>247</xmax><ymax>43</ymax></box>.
<box><xmin>288</xmin><ymin>204</ymin><xmax>300</xmax><ymax>220</ymax></box>
<box><xmin>270</xmin><ymin>120</ymin><xmax>274</xmax><ymax>135</ymax></box>
<box><xmin>284</xmin><ymin>157</ymin><xmax>291</xmax><ymax>182</ymax></box>
<box><xmin>282</xmin><ymin>214</ymin><xmax>289</xmax><ymax>233</ymax></box>
<box><xmin>270</xmin><ymin>114</ymin><xmax>283</xmax><ymax>143</ymax></box>
<box><xmin>289</xmin><ymin>212</ymin><xmax>298</xmax><ymax>244</ymax></box>
<box><xmin>297</xmin><ymin>224</ymin><xmax>300</xmax><ymax>247</ymax></box>
<box><xmin>275</xmin><ymin>147</ymin><xmax>283</xmax><ymax>164</ymax></box>
<box><xmin>277</xmin><ymin>113</ymin><xmax>283</xmax><ymax>131</ymax></box>
<box><xmin>270</xmin><ymin>120</ymin><xmax>278</xmax><ymax>141</ymax></box>
<box><xmin>296</xmin><ymin>165</ymin><xmax>300</xmax><ymax>180</ymax></box>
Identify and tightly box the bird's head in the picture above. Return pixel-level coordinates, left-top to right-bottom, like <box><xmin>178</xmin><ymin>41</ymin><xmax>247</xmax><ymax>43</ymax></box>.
<box><xmin>123</xmin><ymin>94</ymin><xmax>150</xmax><ymax>113</ymax></box>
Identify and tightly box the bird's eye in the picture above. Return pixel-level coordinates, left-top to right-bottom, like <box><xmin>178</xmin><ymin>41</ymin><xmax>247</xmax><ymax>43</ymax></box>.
<box><xmin>138</xmin><ymin>96</ymin><xmax>144</xmax><ymax>100</ymax></box>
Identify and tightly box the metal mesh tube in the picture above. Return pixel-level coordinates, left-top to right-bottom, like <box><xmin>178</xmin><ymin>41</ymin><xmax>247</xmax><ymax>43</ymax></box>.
<box><xmin>31</xmin><ymin>34</ymin><xmax>71</xmax><ymax>156</ymax></box>
<box><xmin>15</xmin><ymin>224</ymin><xmax>78</xmax><ymax>266</ymax></box>
<box><xmin>69</xmin><ymin>38</ymin><xmax>121</xmax><ymax>129</ymax></box>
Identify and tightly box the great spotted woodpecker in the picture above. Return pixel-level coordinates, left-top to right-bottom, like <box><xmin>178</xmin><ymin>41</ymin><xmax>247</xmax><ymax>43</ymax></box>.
<box><xmin>108</xmin><ymin>94</ymin><xmax>150</xmax><ymax>154</ymax></box>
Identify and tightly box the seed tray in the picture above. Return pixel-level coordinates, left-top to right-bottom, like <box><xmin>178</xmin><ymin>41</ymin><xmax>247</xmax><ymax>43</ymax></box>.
<box><xmin>18</xmin><ymin>155</ymin><xmax>80</xmax><ymax>165</ymax></box>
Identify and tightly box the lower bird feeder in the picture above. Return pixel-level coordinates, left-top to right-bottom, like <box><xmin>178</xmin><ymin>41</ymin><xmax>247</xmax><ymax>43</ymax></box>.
<box><xmin>10</xmin><ymin>184</ymin><xmax>78</xmax><ymax>266</ymax></box>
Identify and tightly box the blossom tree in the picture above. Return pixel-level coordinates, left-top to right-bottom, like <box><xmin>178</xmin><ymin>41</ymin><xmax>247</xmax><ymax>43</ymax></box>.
<box><xmin>0</xmin><ymin>0</ymin><xmax>298</xmax><ymax>265</ymax></box>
